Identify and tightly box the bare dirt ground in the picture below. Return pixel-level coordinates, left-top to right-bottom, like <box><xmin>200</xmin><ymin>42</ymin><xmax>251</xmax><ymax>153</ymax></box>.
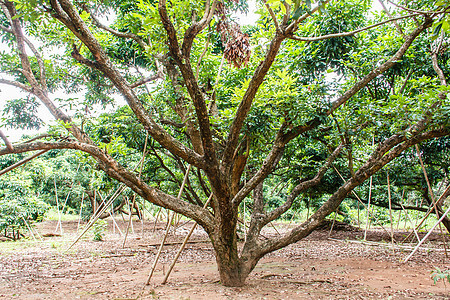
<box><xmin>0</xmin><ymin>219</ymin><xmax>449</xmax><ymax>299</ymax></box>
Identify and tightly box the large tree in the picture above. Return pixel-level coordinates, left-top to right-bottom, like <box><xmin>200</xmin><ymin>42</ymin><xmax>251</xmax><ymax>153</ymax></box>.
<box><xmin>0</xmin><ymin>0</ymin><xmax>449</xmax><ymax>286</ymax></box>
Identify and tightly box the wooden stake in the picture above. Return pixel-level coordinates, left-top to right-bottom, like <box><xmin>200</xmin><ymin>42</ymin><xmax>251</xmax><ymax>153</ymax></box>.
<box><xmin>22</xmin><ymin>216</ymin><xmax>36</xmax><ymax>241</ymax></box>
<box><xmin>364</xmin><ymin>136</ymin><xmax>375</xmax><ymax>240</ymax></box>
<box><xmin>153</xmin><ymin>207</ymin><xmax>162</xmax><ymax>233</ymax></box>
<box><xmin>161</xmin><ymin>193</ymin><xmax>213</xmax><ymax>284</ymax></box>
<box><xmin>333</xmin><ymin>166</ymin><xmax>391</xmax><ymax>237</ymax></box>
<box><xmin>122</xmin><ymin>195</ymin><xmax>137</xmax><ymax>248</ymax></box>
<box><xmin>328</xmin><ymin>210</ymin><xmax>338</xmax><ymax>238</ymax></box>
<box><xmin>399</xmin><ymin>202</ymin><xmax>421</xmax><ymax>243</ymax></box>
<box><xmin>364</xmin><ymin>174</ymin><xmax>373</xmax><ymax>241</ymax></box>
<box><xmin>396</xmin><ymin>189</ymin><xmax>405</xmax><ymax>231</ymax></box>
<box><xmin>146</xmin><ymin>164</ymin><xmax>191</xmax><ymax>285</ymax></box>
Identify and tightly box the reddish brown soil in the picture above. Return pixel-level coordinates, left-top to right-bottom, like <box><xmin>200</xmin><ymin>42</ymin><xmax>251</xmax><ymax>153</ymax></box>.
<box><xmin>0</xmin><ymin>220</ymin><xmax>449</xmax><ymax>299</ymax></box>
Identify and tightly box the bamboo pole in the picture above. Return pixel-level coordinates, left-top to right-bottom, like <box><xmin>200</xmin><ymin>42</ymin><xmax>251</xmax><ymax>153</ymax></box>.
<box><xmin>22</xmin><ymin>216</ymin><xmax>36</xmax><ymax>241</ymax></box>
<box><xmin>364</xmin><ymin>174</ymin><xmax>373</xmax><ymax>240</ymax></box>
<box><xmin>77</xmin><ymin>193</ymin><xmax>85</xmax><ymax>232</ymax></box>
<box><xmin>328</xmin><ymin>210</ymin><xmax>338</xmax><ymax>238</ymax></box>
<box><xmin>146</xmin><ymin>164</ymin><xmax>191</xmax><ymax>285</ymax></box>
<box><xmin>387</xmin><ymin>170</ymin><xmax>395</xmax><ymax>245</ymax></box>
<box><xmin>399</xmin><ymin>202</ymin><xmax>421</xmax><ymax>242</ymax></box>
<box><xmin>122</xmin><ymin>195</ymin><xmax>137</xmax><ymax>248</ymax></box>
<box><xmin>54</xmin><ymin>177</ymin><xmax>63</xmax><ymax>234</ymax></box>
<box><xmin>404</xmin><ymin>204</ymin><xmax>450</xmax><ymax>263</ymax></box>
<box><xmin>139</xmin><ymin>132</ymin><xmax>149</xmax><ymax>239</ymax></box>
<box><xmin>396</xmin><ymin>189</ymin><xmax>405</xmax><ymax>231</ymax></box>
<box><xmin>153</xmin><ymin>207</ymin><xmax>162</xmax><ymax>233</ymax></box>
<box><xmin>364</xmin><ymin>136</ymin><xmax>375</xmax><ymax>240</ymax></box>
<box><xmin>161</xmin><ymin>193</ymin><xmax>213</xmax><ymax>284</ymax></box>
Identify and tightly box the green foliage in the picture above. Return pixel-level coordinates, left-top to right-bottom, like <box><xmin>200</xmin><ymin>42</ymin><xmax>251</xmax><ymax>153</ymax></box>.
<box><xmin>2</xmin><ymin>97</ymin><xmax>43</xmax><ymax>130</ymax></box>
<box><xmin>0</xmin><ymin>168</ymin><xmax>48</xmax><ymax>240</ymax></box>
<box><xmin>91</xmin><ymin>219</ymin><xmax>107</xmax><ymax>241</ymax></box>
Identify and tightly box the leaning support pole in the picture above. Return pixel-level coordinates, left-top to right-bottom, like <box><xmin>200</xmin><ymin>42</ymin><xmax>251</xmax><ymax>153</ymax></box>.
<box><xmin>123</xmin><ymin>133</ymin><xmax>148</xmax><ymax>248</ymax></box>
<box><xmin>21</xmin><ymin>216</ymin><xmax>36</xmax><ymax>241</ymax></box>
<box><xmin>146</xmin><ymin>164</ymin><xmax>191</xmax><ymax>285</ymax></box>
<box><xmin>387</xmin><ymin>170</ymin><xmax>395</xmax><ymax>245</ymax></box>
<box><xmin>54</xmin><ymin>177</ymin><xmax>63</xmax><ymax>234</ymax></box>
<box><xmin>364</xmin><ymin>136</ymin><xmax>375</xmax><ymax>240</ymax></box>
<box><xmin>161</xmin><ymin>193</ymin><xmax>213</xmax><ymax>284</ymax></box>
<box><xmin>333</xmin><ymin>165</ymin><xmax>391</xmax><ymax>236</ymax></box>
<box><xmin>66</xmin><ymin>153</ymin><xmax>149</xmax><ymax>251</ymax></box>
<box><xmin>404</xmin><ymin>204</ymin><xmax>450</xmax><ymax>263</ymax></box>
<box><xmin>77</xmin><ymin>193</ymin><xmax>85</xmax><ymax>232</ymax></box>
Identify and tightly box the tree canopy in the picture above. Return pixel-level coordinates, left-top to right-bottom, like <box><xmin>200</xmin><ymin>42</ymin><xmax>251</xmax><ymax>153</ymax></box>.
<box><xmin>0</xmin><ymin>0</ymin><xmax>449</xmax><ymax>286</ymax></box>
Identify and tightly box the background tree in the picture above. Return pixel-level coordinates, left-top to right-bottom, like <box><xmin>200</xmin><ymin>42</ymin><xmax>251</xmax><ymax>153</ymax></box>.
<box><xmin>0</xmin><ymin>0</ymin><xmax>449</xmax><ymax>286</ymax></box>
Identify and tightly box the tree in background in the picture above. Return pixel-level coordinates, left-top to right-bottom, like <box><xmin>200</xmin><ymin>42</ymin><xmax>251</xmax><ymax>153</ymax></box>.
<box><xmin>0</xmin><ymin>0</ymin><xmax>449</xmax><ymax>286</ymax></box>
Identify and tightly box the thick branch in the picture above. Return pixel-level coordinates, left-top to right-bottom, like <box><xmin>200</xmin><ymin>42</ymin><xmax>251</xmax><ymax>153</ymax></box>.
<box><xmin>0</xmin><ymin>78</ymin><xmax>33</xmax><ymax>92</ymax></box>
<box><xmin>130</xmin><ymin>73</ymin><xmax>163</xmax><ymax>89</ymax></box>
<box><xmin>3</xmin><ymin>1</ymin><xmax>87</xmax><ymax>142</ymax></box>
<box><xmin>158</xmin><ymin>0</ymin><xmax>218</xmax><ymax>169</ymax></box>
<box><xmin>0</xmin><ymin>141</ymin><xmax>214</xmax><ymax>230</ymax></box>
<box><xmin>0</xmin><ymin>130</ymin><xmax>13</xmax><ymax>151</ymax></box>
<box><xmin>181</xmin><ymin>0</ymin><xmax>218</xmax><ymax>58</ymax></box>
<box><xmin>231</xmin><ymin>130</ymin><xmax>286</xmax><ymax>206</ymax></box>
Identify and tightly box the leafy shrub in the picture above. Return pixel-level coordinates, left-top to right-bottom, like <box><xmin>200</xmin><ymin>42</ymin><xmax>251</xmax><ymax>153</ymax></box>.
<box><xmin>0</xmin><ymin>172</ymin><xmax>48</xmax><ymax>240</ymax></box>
<box><xmin>431</xmin><ymin>267</ymin><xmax>450</xmax><ymax>286</ymax></box>
<box><xmin>91</xmin><ymin>219</ymin><xmax>107</xmax><ymax>241</ymax></box>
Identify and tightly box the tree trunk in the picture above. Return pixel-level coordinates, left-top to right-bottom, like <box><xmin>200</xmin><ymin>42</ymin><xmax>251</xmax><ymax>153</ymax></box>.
<box><xmin>216</xmin><ymin>255</ymin><xmax>247</xmax><ymax>287</ymax></box>
<box><xmin>212</xmin><ymin>226</ymin><xmax>252</xmax><ymax>286</ymax></box>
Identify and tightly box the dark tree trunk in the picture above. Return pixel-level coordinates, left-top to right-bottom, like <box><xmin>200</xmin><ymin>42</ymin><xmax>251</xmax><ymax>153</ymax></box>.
<box><xmin>214</xmin><ymin>242</ymin><xmax>256</xmax><ymax>287</ymax></box>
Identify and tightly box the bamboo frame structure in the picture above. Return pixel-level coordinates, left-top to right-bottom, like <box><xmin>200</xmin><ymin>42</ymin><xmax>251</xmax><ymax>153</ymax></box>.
<box><xmin>404</xmin><ymin>204</ymin><xmax>450</xmax><ymax>262</ymax></box>
<box><xmin>146</xmin><ymin>164</ymin><xmax>191</xmax><ymax>285</ymax></box>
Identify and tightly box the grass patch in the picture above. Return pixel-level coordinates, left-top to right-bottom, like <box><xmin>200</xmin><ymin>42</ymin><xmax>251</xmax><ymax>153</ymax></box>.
<box><xmin>44</xmin><ymin>208</ymin><xmax>80</xmax><ymax>221</ymax></box>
